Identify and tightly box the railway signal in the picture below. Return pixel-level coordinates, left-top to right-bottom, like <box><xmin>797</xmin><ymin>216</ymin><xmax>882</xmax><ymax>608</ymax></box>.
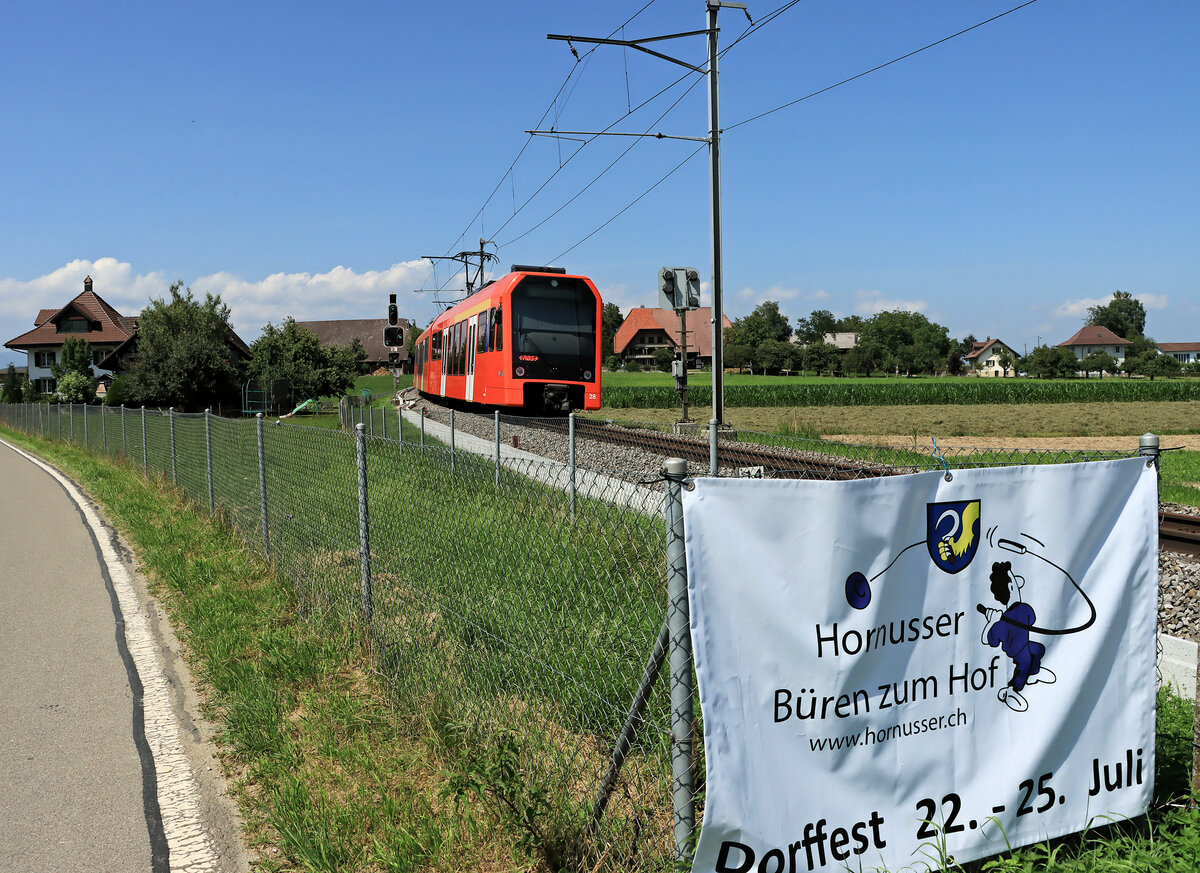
<box><xmin>388</xmin><ymin>292</ymin><xmax>398</xmax><ymax>325</ymax></box>
<box><xmin>659</xmin><ymin>266</ymin><xmax>700</xmax><ymax>312</ymax></box>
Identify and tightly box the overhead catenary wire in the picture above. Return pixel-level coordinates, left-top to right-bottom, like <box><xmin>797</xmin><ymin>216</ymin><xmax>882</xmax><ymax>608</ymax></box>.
<box><xmin>725</xmin><ymin>0</ymin><xmax>1042</xmax><ymax>132</ymax></box>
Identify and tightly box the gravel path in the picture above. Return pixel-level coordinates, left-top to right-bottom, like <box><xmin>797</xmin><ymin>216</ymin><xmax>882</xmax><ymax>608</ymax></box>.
<box><xmin>407</xmin><ymin>400</ymin><xmax>1200</xmax><ymax>644</ymax></box>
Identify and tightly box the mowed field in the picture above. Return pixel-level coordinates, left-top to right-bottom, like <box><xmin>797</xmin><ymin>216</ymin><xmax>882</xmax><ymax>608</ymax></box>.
<box><xmin>590</xmin><ymin>400</ymin><xmax>1200</xmax><ymax>450</ymax></box>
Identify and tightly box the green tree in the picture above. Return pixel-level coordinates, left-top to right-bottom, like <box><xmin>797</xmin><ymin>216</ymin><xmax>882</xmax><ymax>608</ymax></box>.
<box><xmin>996</xmin><ymin>349</ymin><xmax>1017</xmax><ymax>377</ymax></box>
<box><xmin>600</xmin><ymin>303</ymin><xmax>624</xmax><ymax>361</ymax></box>
<box><xmin>957</xmin><ymin>334</ymin><xmax>979</xmax><ymax>357</ymax></box>
<box><xmin>1087</xmin><ymin>291</ymin><xmax>1146</xmax><ymax>340</ymax></box>
<box><xmin>50</xmin><ymin>336</ymin><xmax>95</xmax><ymax>381</ymax></box>
<box><xmin>2</xmin><ymin>363</ymin><xmax>22</xmax><ymax>403</ymax></box>
<box><xmin>652</xmin><ymin>348</ymin><xmax>674</xmax><ymax>372</ymax></box>
<box><xmin>49</xmin><ymin>336</ymin><xmax>97</xmax><ymax>401</ymax></box>
<box><xmin>799</xmin><ymin>340</ymin><xmax>839</xmax><ymax>375</ymax></box>
<box><xmin>1023</xmin><ymin>345</ymin><xmax>1077</xmax><ymax>379</ymax></box>
<box><xmin>1078</xmin><ymin>349</ymin><xmax>1118</xmax><ymax>378</ymax></box>
<box><xmin>946</xmin><ymin>351</ymin><xmax>965</xmax><ymax>376</ymax></box>
<box><xmin>723</xmin><ymin>342</ymin><xmax>754</xmax><ymax>373</ymax></box>
<box><xmin>55</xmin><ymin>371</ymin><xmax>96</xmax><ymax>403</ymax></box>
<box><xmin>794</xmin><ymin>309</ymin><xmax>837</xmax><ymax>346</ymax></box>
<box><xmin>247</xmin><ymin>318</ymin><xmax>364</xmax><ymax>401</ymax></box>
<box><xmin>1130</xmin><ymin>351</ymin><xmax>1180</xmax><ymax>380</ymax></box>
<box><xmin>859</xmin><ymin>311</ymin><xmax>952</xmax><ymax>376</ymax></box>
<box><xmin>753</xmin><ymin>339</ymin><xmax>796</xmax><ymax>374</ymax></box>
<box><xmin>835</xmin><ymin>314</ymin><xmax>867</xmax><ymax>333</ymax></box>
<box><xmin>123</xmin><ymin>281</ymin><xmax>244</xmax><ymax>411</ymax></box>
<box><xmin>726</xmin><ymin>301</ymin><xmax>793</xmax><ymax>349</ymax></box>
<box><xmin>844</xmin><ymin>340</ymin><xmax>884</xmax><ymax>376</ymax></box>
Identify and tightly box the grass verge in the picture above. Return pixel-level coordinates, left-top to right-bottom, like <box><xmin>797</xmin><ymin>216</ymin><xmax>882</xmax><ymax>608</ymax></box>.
<box><xmin>0</xmin><ymin>424</ymin><xmax>533</xmax><ymax>873</ymax></box>
<box><xmin>4</xmin><ymin>421</ymin><xmax>1200</xmax><ymax>871</ymax></box>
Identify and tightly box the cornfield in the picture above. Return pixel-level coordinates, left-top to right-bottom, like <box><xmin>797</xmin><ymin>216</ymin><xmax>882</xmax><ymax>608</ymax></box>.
<box><xmin>602</xmin><ymin>378</ymin><xmax>1200</xmax><ymax>409</ymax></box>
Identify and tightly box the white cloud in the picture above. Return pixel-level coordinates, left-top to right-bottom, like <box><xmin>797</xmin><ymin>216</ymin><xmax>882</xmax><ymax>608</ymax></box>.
<box><xmin>1</xmin><ymin>258</ymin><xmax>434</xmax><ymax>353</ymax></box>
<box><xmin>1137</xmin><ymin>293</ymin><xmax>1168</xmax><ymax>310</ymax></box>
<box><xmin>853</xmin><ymin>289</ymin><xmax>927</xmax><ymax>315</ymax></box>
<box><xmin>194</xmin><ymin>260</ymin><xmax>432</xmax><ymax>339</ymax></box>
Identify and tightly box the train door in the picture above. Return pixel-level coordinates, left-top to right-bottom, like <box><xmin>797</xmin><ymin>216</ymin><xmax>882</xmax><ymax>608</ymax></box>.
<box><xmin>465</xmin><ymin>320</ymin><xmax>477</xmax><ymax>402</ymax></box>
<box><xmin>439</xmin><ymin>328</ymin><xmax>447</xmax><ymax>396</ymax></box>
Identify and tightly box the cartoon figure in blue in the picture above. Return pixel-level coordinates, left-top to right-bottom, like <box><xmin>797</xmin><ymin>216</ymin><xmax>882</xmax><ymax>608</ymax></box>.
<box><xmin>842</xmin><ymin>498</ymin><xmax>1094</xmax><ymax>715</ymax></box>
<box><xmin>980</xmin><ymin>560</ymin><xmax>1057</xmax><ymax>712</ymax></box>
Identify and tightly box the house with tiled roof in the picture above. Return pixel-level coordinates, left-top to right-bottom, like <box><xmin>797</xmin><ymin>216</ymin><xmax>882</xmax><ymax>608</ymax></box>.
<box><xmin>1057</xmin><ymin>325</ymin><xmax>1130</xmax><ymax>365</ymax></box>
<box><xmin>1158</xmin><ymin>342</ymin><xmax>1200</xmax><ymax>365</ymax></box>
<box><xmin>964</xmin><ymin>337</ymin><xmax>1020</xmax><ymax>377</ymax></box>
<box><xmin>296</xmin><ymin>318</ymin><xmax>412</xmax><ymax>373</ymax></box>
<box><xmin>612</xmin><ymin>307</ymin><xmax>732</xmax><ymax>369</ymax></box>
<box><xmin>4</xmin><ymin>276</ymin><xmax>137</xmax><ymax>395</ymax></box>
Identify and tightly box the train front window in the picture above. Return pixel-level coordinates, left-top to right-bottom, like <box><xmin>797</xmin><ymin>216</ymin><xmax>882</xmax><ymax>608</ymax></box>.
<box><xmin>510</xmin><ymin>275</ymin><xmax>597</xmax><ymax>381</ymax></box>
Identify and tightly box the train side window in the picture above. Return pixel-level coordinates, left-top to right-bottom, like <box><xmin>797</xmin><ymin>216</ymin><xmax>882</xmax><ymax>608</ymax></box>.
<box><xmin>477</xmin><ymin>312</ymin><xmax>488</xmax><ymax>353</ymax></box>
<box><xmin>492</xmin><ymin>307</ymin><xmax>503</xmax><ymax>352</ymax></box>
<box><xmin>432</xmin><ymin>330</ymin><xmax>441</xmax><ymax>361</ymax></box>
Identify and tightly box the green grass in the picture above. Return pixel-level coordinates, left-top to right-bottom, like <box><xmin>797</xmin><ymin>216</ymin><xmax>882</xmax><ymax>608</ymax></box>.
<box><xmin>7</xmin><ymin>406</ymin><xmax>1200</xmax><ymax>871</ymax></box>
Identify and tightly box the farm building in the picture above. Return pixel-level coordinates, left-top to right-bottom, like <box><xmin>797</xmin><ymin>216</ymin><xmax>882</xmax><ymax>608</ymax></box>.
<box><xmin>613</xmin><ymin>307</ymin><xmax>732</xmax><ymax>369</ymax></box>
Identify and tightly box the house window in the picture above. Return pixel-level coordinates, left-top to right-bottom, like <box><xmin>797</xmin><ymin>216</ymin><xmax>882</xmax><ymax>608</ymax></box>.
<box><xmin>34</xmin><ymin>350</ymin><xmax>56</xmax><ymax>368</ymax></box>
<box><xmin>58</xmin><ymin>317</ymin><xmax>90</xmax><ymax>333</ymax></box>
<box><xmin>35</xmin><ymin>377</ymin><xmax>56</xmax><ymax>394</ymax></box>
<box><xmin>93</xmin><ymin>349</ymin><xmax>109</xmax><ymax>367</ymax></box>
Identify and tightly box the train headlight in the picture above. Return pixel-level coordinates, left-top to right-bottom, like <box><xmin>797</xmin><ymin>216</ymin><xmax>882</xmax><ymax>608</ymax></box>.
<box><xmin>583</xmin><ymin>370</ymin><xmax>593</xmax><ymax>381</ymax></box>
<box><xmin>515</xmin><ymin>366</ymin><xmax>525</xmax><ymax>377</ymax></box>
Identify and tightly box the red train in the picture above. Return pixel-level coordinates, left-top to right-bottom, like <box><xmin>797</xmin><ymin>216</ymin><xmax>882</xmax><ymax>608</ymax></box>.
<box><xmin>413</xmin><ymin>265</ymin><xmax>602</xmax><ymax>412</ymax></box>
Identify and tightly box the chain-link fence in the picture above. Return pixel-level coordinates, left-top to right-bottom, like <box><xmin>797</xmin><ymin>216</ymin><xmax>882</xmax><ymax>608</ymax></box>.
<box><xmin>0</xmin><ymin>402</ymin><xmax>1154</xmax><ymax>870</ymax></box>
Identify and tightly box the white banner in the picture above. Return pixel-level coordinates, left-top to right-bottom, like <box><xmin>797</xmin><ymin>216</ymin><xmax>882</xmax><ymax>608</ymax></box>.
<box><xmin>684</xmin><ymin>457</ymin><xmax>1158</xmax><ymax>872</ymax></box>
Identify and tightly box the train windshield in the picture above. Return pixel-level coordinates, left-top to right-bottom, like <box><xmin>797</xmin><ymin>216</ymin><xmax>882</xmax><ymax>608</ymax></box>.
<box><xmin>510</xmin><ymin>275</ymin><xmax>597</xmax><ymax>381</ymax></box>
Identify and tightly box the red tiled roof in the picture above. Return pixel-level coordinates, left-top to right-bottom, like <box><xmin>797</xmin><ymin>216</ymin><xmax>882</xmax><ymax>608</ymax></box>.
<box><xmin>1159</xmin><ymin>342</ymin><xmax>1200</xmax><ymax>353</ymax></box>
<box><xmin>6</xmin><ymin>289</ymin><xmax>137</xmax><ymax>350</ymax></box>
<box><xmin>296</xmin><ymin>318</ymin><xmax>412</xmax><ymax>363</ymax></box>
<box><xmin>613</xmin><ymin>307</ymin><xmax>731</xmax><ymax>357</ymax></box>
<box><xmin>963</xmin><ymin>338</ymin><xmax>1016</xmax><ymax>362</ymax></box>
<box><xmin>1058</xmin><ymin>325</ymin><xmax>1129</xmax><ymax>347</ymax></box>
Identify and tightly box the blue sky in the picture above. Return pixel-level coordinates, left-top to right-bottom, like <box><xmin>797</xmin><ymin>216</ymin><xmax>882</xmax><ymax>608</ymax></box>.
<box><xmin>2</xmin><ymin>0</ymin><xmax>1196</xmax><ymax>368</ymax></box>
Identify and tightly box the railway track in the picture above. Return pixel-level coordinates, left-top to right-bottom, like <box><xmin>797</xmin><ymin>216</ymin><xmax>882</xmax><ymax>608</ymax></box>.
<box><xmin>415</xmin><ymin>399</ymin><xmax>1199</xmax><ymax>558</ymax></box>
<box><xmin>1160</xmin><ymin>511</ymin><xmax>1200</xmax><ymax>559</ymax></box>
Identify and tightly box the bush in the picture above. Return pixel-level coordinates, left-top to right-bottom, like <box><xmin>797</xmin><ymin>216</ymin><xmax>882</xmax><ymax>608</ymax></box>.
<box><xmin>104</xmin><ymin>376</ymin><xmax>132</xmax><ymax>407</ymax></box>
<box><xmin>604</xmin><ymin>355</ymin><xmax>622</xmax><ymax>372</ymax></box>
<box><xmin>624</xmin><ymin>360</ymin><xmax>642</xmax><ymax>373</ymax></box>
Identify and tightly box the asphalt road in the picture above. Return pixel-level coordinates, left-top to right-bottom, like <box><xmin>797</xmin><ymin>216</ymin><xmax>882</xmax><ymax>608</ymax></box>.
<box><xmin>0</xmin><ymin>439</ymin><xmax>247</xmax><ymax>872</ymax></box>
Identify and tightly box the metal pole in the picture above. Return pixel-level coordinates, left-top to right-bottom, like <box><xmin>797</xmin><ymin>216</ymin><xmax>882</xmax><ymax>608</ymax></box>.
<box><xmin>257</xmin><ymin>413</ymin><xmax>269</xmax><ymax>559</ymax></box>
<box><xmin>141</xmin><ymin>406</ymin><xmax>148</xmax><ymax>472</ymax></box>
<box><xmin>710</xmin><ymin>418</ymin><xmax>719</xmax><ymax>477</ymax></box>
<box><xmin>569</xmin><ymin>411</ymin><xmax>577</xmax><ymax>520</ymax></box>
<box><xmin>663</xmin><ymin>456</ymin><xmax>695</xmax><ymax>861</ymax></box>
<box><xmin>397</xmin><ymin>406</ymin><xmax>403</xmax><ymax>456</ymax></box>
<box><xmin>101</xmin><ymin>403</ymin><xmax>106</xmax><ymax>453</ymax></box>
<box><xmin>205</xmin><ymin>408</ymin><xmax>215</xmax><ymax>513</ymax></box>
<box><xmin>70</xmin><ymin>403</ymin><xmax>74</xmax><ymax>443</ymax></box>
<box><xmin>450</xmin><ymin>408</ymin><xmax>456</xmax><ymax>475</ymax></box>
<box><xmin>169</xmin><ymin>407</ymin><xmax>178</xmax><ymax>485</ymax></box>
<box><xmin>708</xmin><ymin>0</ymin><xmax>727</xmax><ymax>427</ymax></box>
<box><xmin>355</xmin><ymin>423</ymin><xmax>374</xmax><ymax>625</ymax></box>
<box><xmin>588</xmin><ymin>618</ymin><xmax>671</xmax><ymax>835</ymax></box>
<box><xmin>494</xmin><ymin>410</ymin><xmax>501</xmax><ymax>488</ymax></box>
<box><xmin>83</xmin><ymin>402</ymin><xmax>88</xmax><ymax>447</ymax></box>
<box><xmin>121</xmin><ymin>405</ymin><xmax>127</xmax><ymax>458</ymax></box>
<box><xmin>420</xmin><ymin>408</ymin><xmax>426</xmax><ymax>446</ymax></box>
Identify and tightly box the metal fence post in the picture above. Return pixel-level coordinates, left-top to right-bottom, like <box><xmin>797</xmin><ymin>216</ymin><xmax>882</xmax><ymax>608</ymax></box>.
<box><xmin>355</xmin><ymin>423</ymin><xmax>374</xmax><ymax>626</ymax></box>
<box><xmin>257</xmin><ymin>413</ymin><xmax>269</xmax><ymax>559</ymax></box>
<box><xmin>69</xmin><ymin>403</ymin><xmax>74</xmax><ymax>443</ymax></box>
<box><xmin>205</xmin><ymin>408</ymin><xmax>215</xmax><ymax>513</ymax></box>
<box><xmin>569</xmin><ymin>411</ymin><xmax>577</xmax><ymax>520</ymax></box>
<box><xmin>710</xmin><ymin>418</ymin><xmax>719</xmax><ymax>477</ymax></box>
<box><xmin>121</xmin><ymin>405</ymin><xmax>126</xmax><ymax>458</ymax></box>
<box><xmin>663</xmin><ymin>457</ymin><xmax>695</xmax><ymax>863</ymax></box>
<box><xmin>169</xmin><ymin>407</ymin><xmax>178</xmax><ymax>485</ymax></box>
<box><xmin>83</xmin><ymin>404</ymin><xmax>88</xmax><ymax>447</ymax></box>
<box><xmin>141</xmin><ymin>406</ymin><xmax>148</xmax><ymax>472</ymax></box>
<box><xmin>38</xmin><ymin>403</ymin><xmax>43</xmax><ymax>438</ymax></box>
<box><xmin>420</xmin><ymin>408</ymin><xmax>426</xmax><ymax>446</ymax></box>
<box><xmin>450</xmin><ymin>408</ymin><xmax>456</xmax><ymax>475</ymax></box>
<box><xmin>494</xmin><ymin>410</ymin><xmax>501</xmax><ymax>488</ymax></box>
<box><xmin>397</xmin><ymin>406</ymin><xmax>403</xmax><ymax>456</ymax></box>
<box><xmin>101</xmin><ymin>404</ymin><xmax>106</xmax><ymax>454</ymax></box>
